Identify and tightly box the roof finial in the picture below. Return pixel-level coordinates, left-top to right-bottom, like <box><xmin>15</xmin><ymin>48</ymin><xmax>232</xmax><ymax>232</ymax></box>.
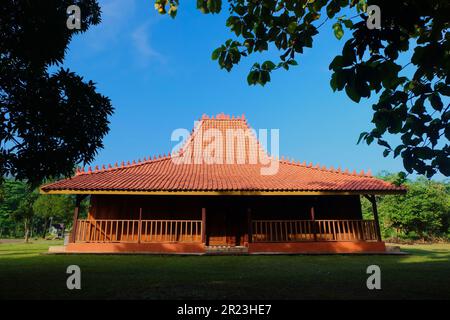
<box><xmin>360</xmin><ymin>169</ymin><xmax>365</xmax><ymax>176</ymax></box>
<box><xmin>101</xmin><ymin>164</ymin><xmax>106</xmax><ymax>170</ymax></box>
<box><xmin>88</xmin><ymin>166</ymin><xmax>92</xmax><ymax>173</ymax></box>
<box><xmin>367</xmin><ymin>169</ymin><xmax>372</xmax><ymax>177</ymax></box>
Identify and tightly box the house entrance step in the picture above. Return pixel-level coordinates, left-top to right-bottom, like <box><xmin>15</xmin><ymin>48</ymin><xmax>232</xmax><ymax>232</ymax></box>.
<box><xmin>205</xmin><ymin>246</ymin><xmax>249</xmax><ymax>255</ymax></box>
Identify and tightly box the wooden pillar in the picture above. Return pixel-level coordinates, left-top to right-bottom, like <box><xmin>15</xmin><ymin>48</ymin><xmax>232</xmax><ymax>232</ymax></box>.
<box><xmin>310</xmin><ymin>206</ymin><xmax>317</xmax><ymax>241</ymax></box>
<box><xmin>368</xmin><ymin>195</ymin><xmax>382</xmax><ymax>242</ymax></box>
<box><xmin>247</xmin><ymin>208</ymin><xmax>253</xmax><ymax>244</ymax></box>
<box><xmin>138</xmin><ymin>207</ymin><xmax>142</xmax><ymax>244</ymax></box>
<box><xmin>201</xmin><ymin>207</ymin><xmax>206</xmax><ymax>244</ymax></box>
<box><xmin>70</xmin><ymin>195</ymin><xmax>82</xmax><ymax>243</ymax></box>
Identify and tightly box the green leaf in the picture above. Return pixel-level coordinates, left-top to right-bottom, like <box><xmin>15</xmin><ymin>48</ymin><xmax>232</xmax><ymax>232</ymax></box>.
<box><xmin>332</xmin><ymin>22</ymin><xmax>344</xmax><ymax>40</ymax></box>
<box><xmin>342</xmin><ymin>19</ymin><xmax>353</xmax><ymax>28</ymax></box>
<box><xmin>262</xmin><ymin>61</ymin><xmax>276</xmax><ymax>71</ymax></box>
<box><xmin>258</xmin><ymin>70</ymin><xmax>270</xmax><ymax>85</ymax></box>
<box><xmin>255</xmin><ymin>40</ymin><xmax>268</xmax><ymax>52</ymax></box>
<box><xmin>168</xmin><ymin>4</ymin><xmax>178</xmax><ymax>18</ymax></box>
<box><xmin>207</xmin><ymin>0</ymin><xmax>222</xmax><ymax>14</ymax></box>
<box><xmin>329</xmin><ymin>55</ymin><xmax>344</xmax><ymax>70</ymax></box>
<box><xmin>378</xmin><ymin>139</ymin><xmax>391</xmax><ymax>149</ymax></box>
<box><xmin>357</xmin><ymin>132</ymin><xmax>368</xmax><ymax>144</ymax></box>
<box><xmin>211</xmin><ymin>47</ymin><xmax>222</xmax><ymax>60</ymax></box>
<box><xmin>394</xmin><ymin>145</ymin><xmax>405</xmax><ymax>158</ymax></box>
<box><xmin>287</xmin><ymin>21</ymin><xmax>297</xmax><ymax>33</ymax></box>
<box><xmin>429</xmin><ymin>93</ymin><xmax>443</xmax><ymax>111</ymax></box>
<box><xmin>247</xmin><ymin>70</ymin><xmax>259</xmax><ymax>85</ymax></box>
<box><xmin>345</xmin><ymin>83</ymin><xmax>361</xmax><ymax>102</ymax></box>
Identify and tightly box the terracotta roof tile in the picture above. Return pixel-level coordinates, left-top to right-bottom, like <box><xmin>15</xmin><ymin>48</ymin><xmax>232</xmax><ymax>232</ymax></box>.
<box><xmin>42</xmin><ymin>114</ymin><xmax>406</xmax><ymax>194</ymax></box>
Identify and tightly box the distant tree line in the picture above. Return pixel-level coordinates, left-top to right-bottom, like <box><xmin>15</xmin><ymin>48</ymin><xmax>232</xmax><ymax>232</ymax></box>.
<box><xmin>362</xmin><ymin>172</ymin><xmax>450</xmax><ymax>241</ymax></box>
<box><xmin>0</xmin><ymin>179</ymin><xmax>88</xmax><ymax>241</ymax></box>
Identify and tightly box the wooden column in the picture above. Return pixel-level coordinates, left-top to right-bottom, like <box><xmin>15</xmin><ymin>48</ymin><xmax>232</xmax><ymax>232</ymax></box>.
<box><xmin>138</xmin><ymin>207</ymin><xmax>142</xmax><ymax>244</ymax></box>
<box><xmin>201</xmin><ymin>207</ymin><xmax>206</xmax><ymax>244</ymax></box>
<box><xmin>247</xmin><ymin>208</ymin><xmax>253</xmax><ymax>244</ymax></box>
<box><xmin>367</xmin><ymin>195</ymin><xmax>382</xmax><ymax>242</ymax></box>
<box><xmin>310</xmin><ymin>206</ymin><xmax>317</xmax><ymax>241</ymax></box>
<box><xmin>70</xmin><ymin>195</ymin><xmax>82</xmax><ymax>243</ymax></box>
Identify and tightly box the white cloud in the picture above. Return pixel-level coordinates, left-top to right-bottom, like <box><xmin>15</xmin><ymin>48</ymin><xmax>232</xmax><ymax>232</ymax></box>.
<box><xmin>131</xmin><ymin>22</ymin><xmax>166</xmax><ymax>66</ymax></box>
<box><xmin>84</xmin><ymin>0</ymin><xmax>137</xmax><ymax>51</ymax></box>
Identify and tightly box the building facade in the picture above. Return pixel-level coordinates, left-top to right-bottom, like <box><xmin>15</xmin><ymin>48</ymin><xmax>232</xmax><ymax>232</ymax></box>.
<box><xmin>41</xmin><ymin>114</ymin><xmax>406</xmax><ymax>254</ymax></box>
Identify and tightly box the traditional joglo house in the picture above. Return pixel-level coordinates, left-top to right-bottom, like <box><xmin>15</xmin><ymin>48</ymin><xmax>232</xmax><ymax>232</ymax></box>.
<box><xmin>41</xmin><ymin>113</ymin><xmax>405</xmax><ymax>254</ymax></box>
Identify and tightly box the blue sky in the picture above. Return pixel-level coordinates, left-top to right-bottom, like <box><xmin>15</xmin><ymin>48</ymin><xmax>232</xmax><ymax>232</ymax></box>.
<box><xmin>64</xmin><ymin>0</ymin><xmax>409</xmax><ymax>176</ymax></box>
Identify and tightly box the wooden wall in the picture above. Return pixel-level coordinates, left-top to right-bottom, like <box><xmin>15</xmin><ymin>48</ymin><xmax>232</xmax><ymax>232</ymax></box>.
<box><xmin>88</xmin><ymin>194</ymin><xmax>363</xmax><ymax>246</ymax></box>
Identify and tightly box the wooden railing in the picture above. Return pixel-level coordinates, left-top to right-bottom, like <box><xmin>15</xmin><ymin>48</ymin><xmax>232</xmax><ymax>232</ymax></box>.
<box><xmin>75</xmin><ymin>219</ymin><xmax>202</xmax><ymax>243</ymax></box>
<box><xmin>252</xmin><ymin>220</ymin><xmax>378</xmax><ymax>242</ymax></box>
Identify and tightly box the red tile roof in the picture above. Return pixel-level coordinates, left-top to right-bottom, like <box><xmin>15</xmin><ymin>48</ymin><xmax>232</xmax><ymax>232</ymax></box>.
<box><xmin>41</xmin><ymin>114</ymin><xmax>406</xmax><ymax>194</ymax></box>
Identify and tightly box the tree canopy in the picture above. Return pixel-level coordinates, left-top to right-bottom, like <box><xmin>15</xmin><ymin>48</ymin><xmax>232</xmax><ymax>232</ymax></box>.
<box><xmin>1</xmin><ymin>0</ymin><xmax>113</xmax><ymax>186</ymax></box>
<box><xmin>362</xmin><ymin>172</ymin><xmax>450</xmax><ymax>240</ymax></box>
<box><xmin>0</xmin><ymin>178</ymin><xmax>86</xmax><ymax>240</ymax></box>
<box><xmin>154</xmin><ymin>0</ymin><xmax>450</xmax><ymax>178</ymax></box>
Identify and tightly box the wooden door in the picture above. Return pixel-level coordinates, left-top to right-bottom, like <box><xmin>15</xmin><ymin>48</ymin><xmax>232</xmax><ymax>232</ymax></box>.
<box><xmin>207</xmin><ymin>207</ymin><xmax>246</xmax><ymax>246</ymax></box>
<box><xmin>207</xmin><ymin>210</ymin><xmax>227</xmax><ymax>246</ymax></box>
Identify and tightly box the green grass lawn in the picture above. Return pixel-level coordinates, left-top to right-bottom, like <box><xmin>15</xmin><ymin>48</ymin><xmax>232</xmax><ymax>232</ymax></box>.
<box><xmin>0</xmin><ymin>240</ymin><xmax>449</xmax><ymax>300</ymax></box>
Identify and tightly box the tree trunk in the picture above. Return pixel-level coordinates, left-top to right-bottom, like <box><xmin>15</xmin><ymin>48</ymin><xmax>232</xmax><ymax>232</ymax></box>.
<box><xmin>24</xmin><ymin>218</ymin><xmax>30</xmax><ymax>243</ymax></box>
<box><xmin>42</xmin><ymin>218</ymin><xmax>48</xmax><ymax>238</ymax></box>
